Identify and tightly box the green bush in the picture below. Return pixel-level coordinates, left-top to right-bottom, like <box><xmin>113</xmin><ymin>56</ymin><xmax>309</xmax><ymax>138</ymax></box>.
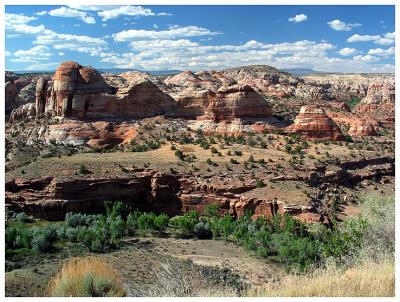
<box><xmin>31</xmin><ymin>226</ymin><xmax>58</xmax><ymax>253</ymax></box>
<box><xmin>15</xmin><ymin>212</ymin><xmax>30</xmax><ymax>223</ymax></box>
<box><xmin>154</xmin><ymin>214</ymin><xmax>170</xmax><ymax>233</ymax></box>
<box><xmin>193</xmin><ymin>221</ymin><xmax>212</xmax><ymax>239</ymax></box>
<box><xmin>271</xmin><ymin>232</ymin><xmax>321</xmax><ymax>272</ymax></box>
<box><xmin>169</xmin><ymin>215</ymin><xmax>196</xmax><ymax>238</ymax></box>
<box><xmin>137</xmin><ymin>213</ymin><xmax>156</xmax><ymax>235</ymax></box>
<box><xmin>5</xmin><ymin>223</ymin><xmax>32</xmax><ymax>250</ymax></box>
<box><xmin>65</xmin><ymin>213</ymin><xmax>97</xmax><ymax>228</ymax></box>
<box><xmin>256</xmin><ymin>179</ymin><xmax>265</xmax><ymax>188</ymax></box>
<box><xmin>205</xmin><ymin>204</ymin><xmax>220</xmax><ymax>218</ymax></box>
<box><xmin>126</xmin><ymin>210</ymin><xmax>141</xmax><ymax>234</ymax></box>
<box><xmin>219</xmin><ymin>215</ymin><xmax>235</xmax><ymax>241</ymax></box>
<box><xmin>321</xmin><ymin>217</ymin><xmax>367</xmax><ymax>264</ymax></box>
<box><xmin>65</xmin><ymin>227</ymin><xmax>80</xmax><ymax>242</ymax></box>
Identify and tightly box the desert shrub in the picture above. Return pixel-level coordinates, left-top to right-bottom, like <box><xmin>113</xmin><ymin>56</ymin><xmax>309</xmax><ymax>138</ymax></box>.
<box><xmin>321</xmin><ymin>217</ymin><xmax>367</xmax><ymax>265</ymax></box>
<box><xmin>65</xmin><ymin>212</ymin><xmax>96</xmax><ymax>228</ymax></box>
<box><xmin>175</xmin><ymin>150</ymin><xmax>185</xmax><ymax>160</ymax></box>
<box><xmin>5</xmin><ymin>223</ymin><xmax>32</xmax><ymax>250</ymax></box>
<box><xmin>169</xmin><ymin>215</ymin><xmax>196</xmax><ymax>238</ymax></box>
<box><xmin>271</xmin><ymin>232</ymin><xmax>321</xmax><ymax>272</ymax></box>
<box><xmin>77</xmin><ymin>227</ymin><xmax>105</xmax><ymax>252</ymax></box>
<box><xmin>137</xmin><ymin>212</ymin><xmax>156</xmax><ymax>235</ymax></box>
<box><xmin>49</xmin><ymin>257</ymin><xmax>126</xmax><ymax>297</ymax></box>
<box><xmin>210</xmin><ymin>146</ymin><xmax>218</xmax><ymax>154</ymax></box>
<box><xmin>256</xmin><ymin>179</ymin><xmax>265</xmax><ymax>188</ymax></box>
<box><xmin>107</xmin><ymin>215</ymin><xmax>125</xmax><ymax>247</ymax></box>
<box><xmin>193</xmin><ymin>221</ymin><xmax>212</xmax><ymax>239</ymax></box>
<box><xmin>205</xmin><ymin>204</ymin><xmax>220</xmax><ymax>218</ymax></box>
<box><xmin>31</xmin><ymin>226</ymin><xmax>58</xmax><ymax>253</ymax></box>
<box><xmin>65</xmin><ymin>227</ymin><xmax>81</xmax><ymax>242</ymax></box>
<box><xmin>126</xmin><ymin>210</ymin><xmax>141</xmax><ymax>234</ymax></box>
<box><xmin>15</xmin><ymin>212</ymin><xmax>30</xmax><ymax>223</ymax></box>
<box><xmin>154</xmin><ymin>214</ymin><xmax>170</xmax><ymax>233</ymax></box>
<box><xmin>358</xmin><ymin>194</ymin><xmax>395</xmax><ymax>260</ymax></box>
<box><xmin>105</xmin><ymin>201</ymin><xmax>126</xmax><ymax>218</ymax></box>
<box><xmin>209</xmin><ymin>217</ymin><xmax>221</xmax><ymax>240</ymax></box>
<box><xmin>219</xmin><ymin>215</ymin><xmax>235</xmax><ymax>241</ymax></box>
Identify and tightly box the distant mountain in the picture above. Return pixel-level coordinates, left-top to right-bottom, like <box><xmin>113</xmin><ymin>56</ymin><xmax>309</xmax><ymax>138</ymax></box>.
<box><xmin>280</xmin><ymin>68</ymin><xmax>324</xmax><ymax>76</ymax></box>
<box><xmin>98</xmin><ymin>68</ymin><xmax>182</xmax><ymax>76</ymax></box>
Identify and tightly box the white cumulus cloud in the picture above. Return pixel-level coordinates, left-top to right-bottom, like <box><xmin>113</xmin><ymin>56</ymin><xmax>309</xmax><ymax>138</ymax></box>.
<box><xmin>327</xmin><ymin>20</ymin><xmax>361</xmax><ymax>31</ymax></box>
<box><xmin>338</xmin><ymin>47</ymin><xmax>358</xmax><ymax>56</ymax></box>
<box><xmin>288</xmin><ymin>14</ymin><xmax>308</xmax><ymax>23</ymax></box>
<box><xmin>347</xmin><ymin>32</ymin><xmax>395</xmax><ymax>46</ymax></box>
<box><xmin>43</xmin><ymin>7</ymin><xmax>96</xmax><ymax>24</ymax></box>
<box><xmin>113</xmin><ymin>25</ymin><xmax>221</xmax><ymax>42</ymax></box>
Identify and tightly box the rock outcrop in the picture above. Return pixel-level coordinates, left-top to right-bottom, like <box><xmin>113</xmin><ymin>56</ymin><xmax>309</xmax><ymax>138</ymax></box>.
<box><xmin>285</xmin><ymin>105</ymin><xmax>344</xmax><ymax>141</ymax></box>
<box><xmin>5</xmin><ymin>82</ymin><xmax>19</xmax><ymax>114</ymax></box>
<box><xmin>10</xmin><ymin>103</ymin><xmax>36</xmax><ymax>122</ymax></box>
<box><xmin>18</xmin><ymin>83</ymin><xmax>36</xmax><ymax>105</ymax></box>
<box><xmin>359</xmin><ymin>82</ymin><xmax>395</xmax><ymax>105</ymax></box>
<box><xmin>348</xmin><ymin>120</ymin><xmax>376</xmax><ymax>137</ymax></box>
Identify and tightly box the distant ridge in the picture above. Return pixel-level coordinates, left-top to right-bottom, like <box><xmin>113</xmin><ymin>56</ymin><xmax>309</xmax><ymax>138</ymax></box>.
<box><xmin>280</xmin><ymin>68</ymin><xmax>324</xmax><ymax>76</ymax></box>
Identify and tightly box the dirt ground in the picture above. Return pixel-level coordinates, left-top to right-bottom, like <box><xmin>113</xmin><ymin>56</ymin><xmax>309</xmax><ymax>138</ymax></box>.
<box><xmin>5</xmin><ymin>235</ymin><xmax>284</xmax><ymax>297</ymax></box>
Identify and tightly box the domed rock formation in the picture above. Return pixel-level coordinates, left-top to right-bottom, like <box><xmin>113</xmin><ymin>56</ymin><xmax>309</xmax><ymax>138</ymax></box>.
<box><xmin>348</xmin><ymin>120</ymin><xmax>376</xmax><ymax>137</ymax></box>
<box><xmin>175</xmin><ymin>84</ymin><xmax>272</xmax><ymax>122</ymax></box>
<box><xmin>286</xmin><ymin>105</ymin><xmax>344</xmax><ymax>141</ymax></box>
<box><xmin>5</xmin><ymin>82</ymin><xmax>19</xmax><ymax>114</ymax></box>
<box><xmin>33</xmin><ymin>61</ymin><xmax>182</xmax><ymax>119</ymax></box>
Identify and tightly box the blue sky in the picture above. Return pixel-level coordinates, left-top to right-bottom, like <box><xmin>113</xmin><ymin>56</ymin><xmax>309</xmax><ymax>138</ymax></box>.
<box><xmin>5</xmin><ymin>5</ymin><xmax>395</xmax><ymax>72</ymax></box>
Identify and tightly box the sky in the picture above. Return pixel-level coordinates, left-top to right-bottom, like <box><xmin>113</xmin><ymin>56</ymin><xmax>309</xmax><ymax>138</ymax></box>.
<box><xmin>5</xmin><ymin>5</ymin><xmax>395</xmax><ymax>72</ymax></box>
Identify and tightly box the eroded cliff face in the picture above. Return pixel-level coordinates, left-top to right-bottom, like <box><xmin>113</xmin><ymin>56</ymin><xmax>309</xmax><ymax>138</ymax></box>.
<box><xmin>285</xmin><ymin>105</ymin><xmax>344</xmax><ymax>141</ymax></box>
<box><xmin>7</xmin><ymin>62</ymin><xmax>394</xmax><ymax>145</ymax></box>
<box><xmin>6</xmin><ymin>154</ymin><xmax>394</xmax><ymax>223</ymax></box>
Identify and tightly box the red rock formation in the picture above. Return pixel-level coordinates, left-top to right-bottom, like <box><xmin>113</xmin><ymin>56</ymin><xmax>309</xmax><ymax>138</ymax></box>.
<box><xmin>175</xmin><ymin>85</ymin><xmax>271</xmax><ymax>122</ymax></box>
<box><xmin>5</xmin><ymin>82</ymin><xmax>19</xmax><ymax>114</ymax></box>
<box><xmin>5</xmin><ymin>170</ymin><xmax>182</xmax><ymax>220</ymax></box>
<box><xmin>348</xmin><ymin>120</ymin><xmax>376</xmax><ymax>137</ymax></box>
<box><xmin>45</xmin><ymin>120</ymin><xmax>138</xmax><ymax>148</ymax></box>
<box><xmin>286</xmin><ymin>105</ymin><xmax>344</xmax><ymax>141</ymax></box>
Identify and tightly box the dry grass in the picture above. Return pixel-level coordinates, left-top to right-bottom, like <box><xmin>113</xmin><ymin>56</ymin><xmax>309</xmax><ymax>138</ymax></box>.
<box><xmin>248</xmin><ymin>258</ymin><xmax>394</xmax><ymax>297</ymax></box>
<box><xmin>48</xmin><ymin>256</ymin><xmax>126</xmax><ymax>297</ymax></box>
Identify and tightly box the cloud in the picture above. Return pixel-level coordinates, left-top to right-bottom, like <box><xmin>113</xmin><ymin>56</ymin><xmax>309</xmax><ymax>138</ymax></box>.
<box><xmin>5</xmin><ymin>51</ymin><xmax>11</xmax><ymax>56</ymax></box>
<box><xmin>24</xmin><ymin>62</ymin><xmax>59</xmax><ymax>71</ymax></box>
<box><xmin>11</xmin><ymin>45</ymin><xmax>52</xmax><ymax>63</ymax></box>
<box><xmin>338</xmin><ymin>47</ymin><xmax>358</xmax><ymax>56</ymax></box>
<box><xmin>347</xmin><ymin>32</ymin><xmax>395</xmax><ymax>45</ymax></box>
<box><xmin>6</xmin><ymin>13</ymin><xmax>108</xmax><ymax>56</ymax></box>
<box><xmin>327</xmin><ymin>20</ymin><xmax>361</xmax><ymax>31</ymax></box>
<box><xmin>40</xmin><ymin>7</ymin><xmax>96</xmax><ymax>24</ymax></box>
<box><xmin>95</xmin><ymin>5</ymin><xmax>171</xmax><ymax>21</ymax></box>
<box><xmin>113</xmin><ymin>25</ymin><xmax>221</xmax><ymax>42</ymax></box>
<box><xmin>368</xmin><ymin>47</ymin><xmax>395</xmax><ymax>56</ymax></box>
<box><xmin>101</xmin><ymin>38</ymin><xmax>336</xmax><ymax>71</ymax></box>
<box><xmin>288</xmin><ymin>14</ymin><xmax>308</xmax><ymax>23</ymax></box>
<box><xmin>353</xmin><ymin>54</ymin><xmax>379</xmax><ymax>62</ymax></box>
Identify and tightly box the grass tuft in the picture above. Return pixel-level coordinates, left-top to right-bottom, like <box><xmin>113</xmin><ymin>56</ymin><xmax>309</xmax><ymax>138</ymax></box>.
<box><xmin>48</xmin><ymin>256</ymin><xmax>126</xmax><ymax>297</ymax></box>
